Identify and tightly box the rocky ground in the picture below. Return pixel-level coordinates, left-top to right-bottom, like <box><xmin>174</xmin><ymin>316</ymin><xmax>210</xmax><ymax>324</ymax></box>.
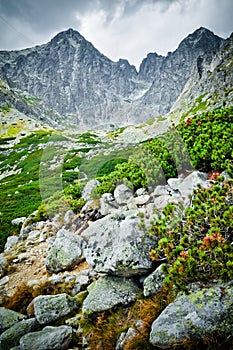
<box><xmin>0</xmin><ymin>170</ymin><xmax>232</xmax><ymax>349</ymax></box>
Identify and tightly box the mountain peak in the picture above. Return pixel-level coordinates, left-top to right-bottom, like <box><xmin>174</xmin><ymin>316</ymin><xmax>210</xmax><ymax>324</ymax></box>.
<box><xmin>178</xmin><ymin>26</ymin><xmax>224</xmax><ymax>51</ymax></box>
<box><xmin>50</xmin><ymin>28</ymin><xmax>85</xmax><ymax>45</ymax></box>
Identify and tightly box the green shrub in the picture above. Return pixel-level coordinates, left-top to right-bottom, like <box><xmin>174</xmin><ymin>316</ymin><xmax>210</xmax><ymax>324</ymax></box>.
<box><xmin>149</xmin><ymin>178</ymin><xmax>233</xmax><ymax>291</ymax></box>
<box><xmin>177</xmin><ymin>106</ymin><xmax>233</xmax><ymax>175</ymax></box>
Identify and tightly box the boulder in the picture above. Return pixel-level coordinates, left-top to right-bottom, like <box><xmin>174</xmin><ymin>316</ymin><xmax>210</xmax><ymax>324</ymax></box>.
<box><xmin>167</xmin><ymin>178</ymin><xmax>183</xmax><ymax>190</ymax></box>
<box><xmin>150</xmin><ymin>283</ymin><xmax>233</xmax><ymax>348</ymax></box>
<box><xmin>81</xmin><ymin>211</ymin><xmax>157</xmax><ymax>277</ymax></box>
<box><xmin>4</xmin><ymin>235</ymin><xmax>19</xmax><ymax>251</ymax></box>
<box><xmin>63</xmin><ymin>210</ymin><xmax>76</xmax><ymax>225</ymax></box>
<box><xmin>11</xmin><ymin>217</ymin><xmax>27</xmax><ymax>225</ymax></box>
<box><xmin>134</xmin><ymin>194</ymin><xmax>151</xmax><ymax>206</ymax></box>
<box><xmin>135</xmin><ymin>188</ymin><xmax>147</xmax><ymax>196</ymax></box>
<box><xmin>0</xmin><ymin>318</ymin><xmax>39</xmax><ymax>350</ymax></box>
<box><xmin>19</xmin><ymin>325</ymin><xmax>72</xmax><ymax>350</ymax></box>
<box><xmin>45</xmin><ymin>229</ymin><xmax>84</xmax><ymax>273</ymax></box>
<box><xmin>0</xmin><ymin>307</ymin><xmax>26</xmax><ymax>333</ymax></box>
<box><xmin>143</xmin><ymin>264</ymin><xmax>165</xmax><ymax>297</ymax></box>
<box><xmin>82</xmin><ymin>179</ymin><xmax>100</xmax><ymax>201</ymax></box>
<box><xmin>152</xmin><ymin>185</ymin><xmax>170</xmax><ymax>197</ymax></box>
<box><xmin>100</xmin><ymin>193</ymin><xmax>119</xmax><ymax>216</ymax></box>
<box><xmin>82</xmin><ymin>276</ymin><xmax>140</xmax><ymax>316</ymax></box>
<box><xmin>33</xmin><ymin>293</ymin><xmax>77</xmax><ymax>325</ymax></box>
<box><xmin>178</xmin><ymin>171</ymin><xmax>209</xmax><ymax>197</ymax></box>
<box><xmin>114</xmin><ymin>184</ymin><xmax>134</xmax><ymax>205</ymax></box>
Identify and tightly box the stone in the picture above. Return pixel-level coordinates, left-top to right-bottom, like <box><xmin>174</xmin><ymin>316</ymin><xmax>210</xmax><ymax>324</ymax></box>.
<box><xmin>135</xmin><ymin>188</ymin><xmax>147</xmax><ymax>196</ymax></box>
<box><xmin>115</xmin><ymin>328</ymin><xmax>137</xmax><ymax>350</ymax></box>
<box><xmin>178</xmin><ymin>171</ymin><xmax>209</xmax><ymax>197</ymax></box>
<box><xmin>82</xmin><ymin>276</ymin><xmax>140</xmax><ymax>316</ymax></box>
<box><xmin>0</xmin><ymin>318</ymin><xmax>39</xmax><ymax>350</ymax></box>
<box><xmin>0</xmin><ymin>254</ymin><xmax>8</xmax><ymax>277</ymax></box>
<box><xmin>0</xmin><ymin>275</ymin><xmax>9</xmax><ymax>286</ymax></box>
<box><xmin>152</xmin><ymin>185</ymin><xmax>170</xmax><ymax>197</ymax></box>
<box><xmin>114</xmin><ymin>184</ymin><xmax>134</xmax><ymax>205</ymax></box>
<box><xmin>100</xmin><ymin>193</ymin><xmax>119</xmax><ymax>216</ymax></box>
<box><xmin>45</xmin><ymin>229</ymin><xmax>84</xmax><ymax>273</ymax></box>
<box><xmin>150</xmin><ymin>283</ymin><xmax>233</xmax><ymax>348</ymax></box>
<box><xmin>71</xmin><ymin>275</ymin><xmax>90</xmax><ymax>295</ymax></box>
<box><xmin>33</xmin><ymin>293</ymin><xmax>77</xmax><ymax>325</ymax></box>
<box><xmin>4</xmin><ymin>235</ymin><xmax>19</xmax><ymax>250</ymax></box>
<box><xmin>167</xmin><ymin>178</ymin><xmax>183</xmax><ymax>190</ymax></box>
<box><xmin>11</xmin><ymin>217</ymin><xmax>26</xmax><ymax>225</ymax></box>
<box><xmin>143</xmin><ymin>264</ymin><xmax>165</xmax><ymax>297</ymax></box>
<box><xmin>81</xmin><ymin>211</ymin><xmax>157</xmax><ymax>277</ymax></box>
<box><xmin>134</xmin><ymin>194</ymin><xmax>151</xmax><ymax>206</ymax></box>
<box><xmin>19</xmin><ymin>325</ymin><xmax>72</xmax><ymax>350</ymax></box>
<box><xmin>0</xmin><ymin>307</ymin><xmax>26</xmax><ymax>333</ymax></box>
<box><xmin>63</xmin><ymin>210</ymin><xmax>76</xmax><ymax>225</ymax></box>
<box><xmin>82</xmin><ymin>179</ymin><xmax>100</xmax><ymax>201</ymax></box>
<box><xmin>115</xmin><ymin>321</ymin><xmax>146</xmax><ymax>350</ymax></box>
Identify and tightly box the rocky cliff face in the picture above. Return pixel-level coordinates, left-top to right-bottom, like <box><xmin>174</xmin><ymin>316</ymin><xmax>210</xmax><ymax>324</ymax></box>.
<box><xmin>171</xmin><ymin>32</ymin><xmax>233</xmax><ymax>113</ymax></box>
<box><xmin>0</xmin><ymin>27</ymin><xmax>229</xmax><ymax>128</ymax></box>
<box><xmin>139</xmin><ymin>27</ymin><xmax>224</xmax><ymax>115</ymax></box>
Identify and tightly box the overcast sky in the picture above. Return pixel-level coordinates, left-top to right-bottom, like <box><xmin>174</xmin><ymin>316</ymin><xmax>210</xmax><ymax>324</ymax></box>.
<box><xmin>0</xmin><ymin>0</ymin><xmax>232</xmax><ymax>68</ymax></box>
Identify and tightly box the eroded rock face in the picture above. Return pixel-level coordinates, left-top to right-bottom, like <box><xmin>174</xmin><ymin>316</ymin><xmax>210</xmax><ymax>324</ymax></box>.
<box><xmin>81</xmin><ymin>211</ymin><xmax>157</xmax><ymax>276</ymax></box>
<box><xmin>45</xmin><ymin>229</ymin><xmax>85</xmax><ymax>273</ymax></box>
<box><xmin>19</xmin><ymin>325</ymin><xmax>73</xmax><ymax>350</ymax></box>
<box><xmin>150</xmin><ymin>283</ymin><xmax>233</xmax><ymax>348</ymax></box>
<box><xmin>82</xmin><ymin>276</ymin><xmax>140</xmax><ymax>316</ymax></box>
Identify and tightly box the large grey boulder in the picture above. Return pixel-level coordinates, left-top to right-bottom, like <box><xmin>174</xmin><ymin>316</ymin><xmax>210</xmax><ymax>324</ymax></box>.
<box><xmin>178</xmin><ymin>171</ymin><xmax>209</xmax><ymax>197</ymax></box>
<box><xmin>150</xmin><ymin>283</ymin><xmax>233</xmax><ymax>348</ymax></box>
<box><xmin>114</xmin><ymin>184</ymin><xmax>134</xmax><ymax>205</ymax></box>
<box><xmin>45</xmin><ymin>229</ymin><xmax>84</xmax><ymax>273</ymax></box>
<box><xmin>33</xmin><ymin>293</ymin><xmax>77</xmax><ymax>325</ymax></box>
<box><xmin>0</xmin><ymin>307</ymin><xmax>26</xmax><ymax>333</ymax></box>
<box><xmin>82</xmin><ymin>179</ymin><xmax>100</xmax><ymax>201</ymax></box>
<box><xmin>82</xmin><ymin>276</ymin><xmax>140</xmax><ymax>316</ymax></box>
<box><xmin>19</xmin><ymin>325</ymin><xmax>72</xmax><ymax>350</ymax></box>
<box><xmin>0</xmin><ymin>318</ymin><xmax>39</xmax><ymax>350</ymax></box>
<box><xmin>81</xmin><ymin>211</ymin><xmax>157</xmax><ymax>277</ymax></box>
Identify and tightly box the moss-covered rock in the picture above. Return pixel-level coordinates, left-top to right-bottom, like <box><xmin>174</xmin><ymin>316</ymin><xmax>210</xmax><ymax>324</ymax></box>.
<box><xmin>150</xmin><ymin>282</ymin><xmax>233</xmax><ymax>348</ymax></box>
<box><xmin>82</xmin><ymin>276</ymin><xmax>140</xmax><ymax>317</ymax></box>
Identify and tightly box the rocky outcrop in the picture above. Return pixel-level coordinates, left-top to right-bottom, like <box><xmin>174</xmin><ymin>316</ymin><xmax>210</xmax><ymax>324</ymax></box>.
<box><xmin>0</xmin><ymin>170</ymin><xmax>232</xmax><ymax>349</ymax></box>
<box><xmin>139</xmin><ymin>27</ymin><xmax>224</xmax><ymax>115</ymax></box>
<box><xmin>172</xmin><ymin>32</ymin><xmax>233</xmax><ymax>113</ymax></box>
<box><xmin>150</xmin><ymin>282</ymin><xmax>233</xmax><ymax>348</ymax></box>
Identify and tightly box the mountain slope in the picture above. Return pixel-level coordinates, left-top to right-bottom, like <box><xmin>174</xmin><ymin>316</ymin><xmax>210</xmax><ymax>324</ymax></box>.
<box><xmin>171</xmin><ymin>32</ymin><xmax>233</xmax><ymax>115</ymax></box>
<box><xmin>0</xmin><ymin>27</ymin><xmax>230</xmax><ymax>129</ymax></box>
<box><xmin>139</xmin><ymin>27</ymin><xmax>224</xmax><ymax>115</ymax></box>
